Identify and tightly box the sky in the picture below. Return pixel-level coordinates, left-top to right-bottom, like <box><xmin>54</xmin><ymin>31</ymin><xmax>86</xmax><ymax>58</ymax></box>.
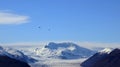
<box><xmin>0</xmin><ymin>0</ymin><xmax>120</xmax><ymax>44</ymax></box>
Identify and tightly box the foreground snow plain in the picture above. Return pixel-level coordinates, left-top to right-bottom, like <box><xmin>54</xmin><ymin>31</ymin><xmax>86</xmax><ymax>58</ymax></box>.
<box><xmin>30</xmin><ymin>58</ymin><xmax>86</xmax><ymax>67</ymax></box>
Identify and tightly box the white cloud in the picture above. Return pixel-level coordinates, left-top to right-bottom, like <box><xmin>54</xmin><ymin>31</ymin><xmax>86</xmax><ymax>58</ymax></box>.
<box><xmin>76</xmin><ymin>42</ymin><xmax>120</xmax><ymax>49</ymax></box>
<box><xmin>0</xmin><ymin>12</ymin><xmax>29</xmax><ymax>24</ymax></box>
<box><xmin>1</xmin><ymin>41</ymin><xmax>120</xmax><ymax>49</ymax></box>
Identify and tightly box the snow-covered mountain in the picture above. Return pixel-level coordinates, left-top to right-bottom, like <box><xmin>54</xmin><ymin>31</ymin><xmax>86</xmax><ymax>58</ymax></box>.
<box><xmin>0</xmin><ymin>46</ymin><xmax>37</xmax><ymax>63</ymax></box>
<box><xmin>33</xmin><ymin>42</ymin><xmax>95</xmax><ymax>59</ymax></box>
<box><xmin>81</xmin><ymin>48</ymin><xmax>113</xmax><ymax>67</ymax></box>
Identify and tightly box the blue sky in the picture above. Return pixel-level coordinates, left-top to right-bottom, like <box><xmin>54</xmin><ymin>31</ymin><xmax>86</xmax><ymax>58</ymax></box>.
<box><xmin>0</xmin><ymin>0</ymin><xmax>120</xmax><ymax>43</ymax></box>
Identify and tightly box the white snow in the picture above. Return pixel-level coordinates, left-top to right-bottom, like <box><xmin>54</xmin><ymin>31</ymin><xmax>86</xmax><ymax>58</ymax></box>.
<box><xmin>32</xmin><ymin>42</ymin><xmax>95</xmax><ymax>59</ymax></box>
<box><xmin>100</xmin><ymin>48</ymin><xmax>112</xmax><ymax>54</ymax></box>
<box><xmin>29</xmin><ymin>58</ymin><xmax>87</xmax><ymax>67</ymax></box>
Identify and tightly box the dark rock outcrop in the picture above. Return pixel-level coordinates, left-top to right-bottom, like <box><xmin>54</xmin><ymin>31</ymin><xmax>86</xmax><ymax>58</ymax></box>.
<box><xmin>0</xmin><ymin>55</ymin><xmax>30</xmax><ymax>67</ymax></box>
<box><xmin>81</xmin><ymin>52</ymin><xmax>109</xmax><ymax>67</ymax></box>
<box><xmin>81</xmin><ymin>48</ymin><xmax>120</xmax><ymax>67</ymax></box>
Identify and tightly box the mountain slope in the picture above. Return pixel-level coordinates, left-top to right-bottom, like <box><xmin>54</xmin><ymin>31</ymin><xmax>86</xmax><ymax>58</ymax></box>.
<box><xmin>0</xmin><ymin>46</ymin><xmax>37</xmax><ymax>63</ymax></box>
<box><xmin>81</xmin><ymin>48</ymin><xmax>120</xmax><ymax>67</ymax></box>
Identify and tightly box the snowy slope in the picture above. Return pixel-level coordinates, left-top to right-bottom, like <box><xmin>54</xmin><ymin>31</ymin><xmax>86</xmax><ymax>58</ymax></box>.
<box><xmin>33</xmin><ymin>42</ymin><xmax>95</xmax><ymax>59</ymax></box>
<box><xmin>99</xmin><ymin>48</ymin><xmax>112</xmax><ymax>54</ymax></box>
<box><xmin>0</xmin><ymin>46</ymin><xmax>37</xmax><ymax>63</ymax></box>
<box><xmin>81</xmin><ymin>48</ymin><xmax>119</xmax><ymax>67</ymax></box>
<box><xmin>81</xmin><ymin>48</ymin><xmax>112</xmax><ymax>67</ymax></box>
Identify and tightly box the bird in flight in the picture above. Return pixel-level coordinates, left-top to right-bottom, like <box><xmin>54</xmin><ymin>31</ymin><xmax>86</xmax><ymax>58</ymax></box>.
<box><xmin>48</xmin><ymin>28</ymin><xmax>51</xmax><ymax>31</ymax></box>
<box><xmin>38</xmin><ymin>26</ymin><xmax>41</xmax><ymax>29</ymax></box>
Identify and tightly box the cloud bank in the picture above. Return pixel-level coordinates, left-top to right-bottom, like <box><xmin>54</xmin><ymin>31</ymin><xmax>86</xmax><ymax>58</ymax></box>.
<box><xmin>1</xmin><ymin>41</ymin><xmax>120</xmax><ymax>49</ymax></box>
<box><xmin>0</xmin><ymin>12</ymin><xmax>29</xmax><ymax>24</ymax></box>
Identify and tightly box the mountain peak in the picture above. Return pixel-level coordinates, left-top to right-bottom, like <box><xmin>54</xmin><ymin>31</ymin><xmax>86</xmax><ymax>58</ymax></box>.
<box><xmin>34</xmin><ymin>42</ymin><xmax>95</xmax><ymax>59</ymax></box>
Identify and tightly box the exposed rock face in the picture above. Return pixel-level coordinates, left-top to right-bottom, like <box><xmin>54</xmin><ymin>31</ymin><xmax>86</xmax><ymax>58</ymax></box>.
<box><xmin>81</xmin><ymin>48</ymin><xmax>120</xmax><ymax>67</ymax></box>
<box><xmin>0</xmin><ymin>56</ymin><xmax>30</xmax><ymax>67</ymax></box>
